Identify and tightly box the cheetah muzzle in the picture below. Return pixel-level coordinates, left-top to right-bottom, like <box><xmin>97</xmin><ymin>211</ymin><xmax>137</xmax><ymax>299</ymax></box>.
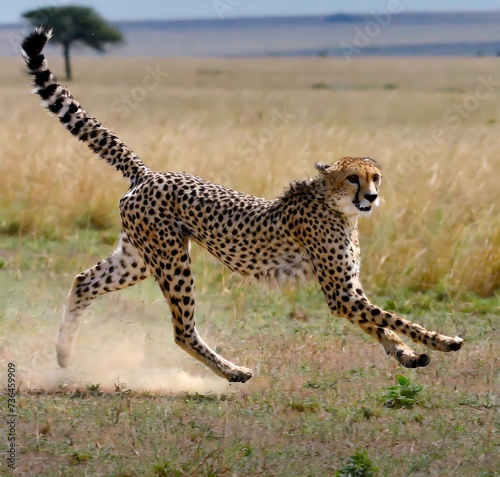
<box><xmin>21</xmin><ymin>27</ymin><xmax>464</xmax><ymax>384</ymax></box>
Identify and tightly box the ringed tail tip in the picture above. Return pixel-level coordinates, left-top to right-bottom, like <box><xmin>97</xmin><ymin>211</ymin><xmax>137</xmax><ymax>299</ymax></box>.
<box><xmin>21</xmin><ymin>26</ymin><xmax>53</xmax><ymax>68</ymax></box>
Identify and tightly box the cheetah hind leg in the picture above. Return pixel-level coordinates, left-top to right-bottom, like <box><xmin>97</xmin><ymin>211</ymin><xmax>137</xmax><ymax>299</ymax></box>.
<box><xmin>146</xmin><ymin>236</ymin><xmax>253</xmax><ymax>383</ymax></box>
<box><xmin>56</xmin><ymin>233</ymin><xmax>149</xmax><ymax>367</ymax></box>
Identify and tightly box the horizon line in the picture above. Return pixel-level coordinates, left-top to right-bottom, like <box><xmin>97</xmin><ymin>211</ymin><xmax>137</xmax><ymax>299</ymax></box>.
<box><xmin>2</xmin><ymin>8</ymin><xmax>500</xmax><ymax>27</ymax></box>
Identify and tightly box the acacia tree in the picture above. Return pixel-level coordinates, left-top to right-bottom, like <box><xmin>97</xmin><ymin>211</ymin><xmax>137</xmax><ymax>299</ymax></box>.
<box><xmin>23</xmin><ymin>6</ymin><xmax>123</xmax><ymax>80</ymax></box>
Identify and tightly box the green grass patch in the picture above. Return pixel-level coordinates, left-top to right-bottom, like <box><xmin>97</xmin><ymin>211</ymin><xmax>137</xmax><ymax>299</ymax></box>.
<box><xmin>380</xmin><ymin>375</ymin><xmax>425</xmax><ymax>409</ymax></box>
<box><xmin>336</xmin><ymin>449</ymin><xmax>380</xmax><ymax>477</ymax></box>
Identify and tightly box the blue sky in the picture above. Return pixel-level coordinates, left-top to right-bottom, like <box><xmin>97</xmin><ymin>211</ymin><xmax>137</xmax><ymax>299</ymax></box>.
<box><xmin>2</xmin><ymin>0</ymin><xmax>500</xmax><ymax>23</ymax></box>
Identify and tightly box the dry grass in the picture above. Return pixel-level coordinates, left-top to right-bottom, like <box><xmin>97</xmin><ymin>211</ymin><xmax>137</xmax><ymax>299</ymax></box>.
<box><xmin>1</xmin><ymin>55</ymin><xmax>499</xmax><ymax>299</ymax></box>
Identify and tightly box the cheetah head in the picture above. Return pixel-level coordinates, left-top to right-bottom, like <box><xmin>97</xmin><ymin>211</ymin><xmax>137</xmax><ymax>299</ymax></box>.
<box><xmin>316</xmin><ymin>157</ymin><xmax>381</xmax><ymax>217</ymax></box>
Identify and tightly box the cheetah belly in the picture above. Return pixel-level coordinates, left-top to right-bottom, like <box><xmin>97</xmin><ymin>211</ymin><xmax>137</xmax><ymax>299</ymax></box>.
<box><xmin>190</xmin><ymin>229</ymin><xmax>312</xmax><ymax>283</ymax></box>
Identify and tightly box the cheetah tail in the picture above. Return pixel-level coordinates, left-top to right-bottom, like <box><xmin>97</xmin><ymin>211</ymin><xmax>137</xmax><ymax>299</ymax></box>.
<box><xmin>21</xmin><ymin>26</ymin><xmax>150</xmax><ymax>182</ymax></box>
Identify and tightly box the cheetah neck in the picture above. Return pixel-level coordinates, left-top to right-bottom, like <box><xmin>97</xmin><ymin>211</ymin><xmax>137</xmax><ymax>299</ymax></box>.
<box><xmin>342</xmin><ymin>215</ymin><xmax>361</xmax><ymax>274</ymax></box>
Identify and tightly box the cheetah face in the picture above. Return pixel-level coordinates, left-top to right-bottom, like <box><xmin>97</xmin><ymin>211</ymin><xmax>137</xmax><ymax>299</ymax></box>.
<box><xmin>344</xmin><ymin>168</ymin><xmax>381</xmax><ymax>216</ymax></box>
<box><xmin>316</xmin><ymin>157</ymin><xmax>382</xmax><ymax>217</ymax></box>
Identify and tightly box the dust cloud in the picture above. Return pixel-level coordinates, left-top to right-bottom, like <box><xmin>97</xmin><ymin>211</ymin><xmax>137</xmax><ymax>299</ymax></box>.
<box><xmin>1</xmin><ymin>309</ymin><xmax>230</xmax><ymax>396</ymax></box>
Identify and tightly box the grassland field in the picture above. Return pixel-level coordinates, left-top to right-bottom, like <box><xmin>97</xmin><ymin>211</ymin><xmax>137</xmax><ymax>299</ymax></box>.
<box><xmin>0</xmin><ymin>55</ymin><xmax>498</xmax><ymax>476</ymax></box>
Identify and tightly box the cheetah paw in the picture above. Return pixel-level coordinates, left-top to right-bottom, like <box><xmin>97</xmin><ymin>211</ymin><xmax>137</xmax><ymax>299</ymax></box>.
<box><xmin>446</xmin><ymin>336</ymin><xmax>464</xmax><ymax>352</ymax></box>
<box><xmin>227</xmin><ymin>367</ymin><xmax>253</xmax><ymax>383</ymax></box>
<box><xmin>395</xmin><ymin>348</ymin><xmax>430</xmax><ymax>368</ymax></box>
<box><xmin>402</xmin><ymin>353</ymin><xmax>430</xmax><ymax>368</ymax></box>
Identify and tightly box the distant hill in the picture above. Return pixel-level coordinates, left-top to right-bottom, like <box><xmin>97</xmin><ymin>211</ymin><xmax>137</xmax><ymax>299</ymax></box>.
<box><xmin>2</xmin><ymin>11</ymin><xmax>500</xmax><ymax>57</ymax></box>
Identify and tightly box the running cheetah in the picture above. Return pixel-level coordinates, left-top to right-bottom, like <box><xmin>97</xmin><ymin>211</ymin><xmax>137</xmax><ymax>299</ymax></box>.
<box><xmin>21</xmin><ymin>27</ymin><xmax>463</xmax><ymax>383</ymax></box>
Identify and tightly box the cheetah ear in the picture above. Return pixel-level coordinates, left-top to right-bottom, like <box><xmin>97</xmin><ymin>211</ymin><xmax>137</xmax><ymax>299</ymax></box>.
<box><xmin>363</xmin><ymin>157</ymin><xmax>378</xmax><ymax>166</ymax></box>
<box><xmin>316</xmin><ymin>161</ymin><xmax>345</xmax><ymax>186</ymax></box>
<box><xmin>315</xmin><ymin>162</ymin><xmax>332</xmax><ymax>175</ymax></box>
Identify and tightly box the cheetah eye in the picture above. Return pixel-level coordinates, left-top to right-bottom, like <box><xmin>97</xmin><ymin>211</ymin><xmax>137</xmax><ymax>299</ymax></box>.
<box><xmin>373</xmin><ymin>174</ymin><xmax>380</xmax><ymax>182</ymax></box>
<box><xmin>347</xmin><ymin>175</ymin><xmax>359</xmax><ymax>184</ymax></box>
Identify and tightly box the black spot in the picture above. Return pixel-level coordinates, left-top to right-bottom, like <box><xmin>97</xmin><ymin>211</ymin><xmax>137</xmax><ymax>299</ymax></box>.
<box><xmin>448</xmin><ymin>340</ymin><xmax>462</xmax><ymax>351</ymax></box>
<box><xmin>27</xmin><ymin>54</ymin><xmax>45</xmax><ymax>71</ymax></box>
<box><xmin>417</xmin><ymin>354</ymin><xmax>430</xmax><ymax>366</ymax></box>
<box><xmin>48</xmin><ymin>97</ymin><xmax>64</xmax><ymax>114</ymax></box>
<box><xmin>60</xmin><ymin>112</ymin><xmax>71</xmax><ymax>124</ymax></box>
<box><xmin>71</xmin><ymin>120</ymin><xmax>84</xmax><ymax>135</ymax></box>
<box><xmin>38</xmin><ymin>83</ymin><xmax>58</xmax><ymax>100</ymax></box>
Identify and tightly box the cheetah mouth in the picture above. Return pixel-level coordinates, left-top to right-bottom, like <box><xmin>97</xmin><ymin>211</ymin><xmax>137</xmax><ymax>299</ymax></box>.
<box><xmin>354</xmin><ymin>203</ymin><xmax>372</xmax><ymax>212</ymax></box>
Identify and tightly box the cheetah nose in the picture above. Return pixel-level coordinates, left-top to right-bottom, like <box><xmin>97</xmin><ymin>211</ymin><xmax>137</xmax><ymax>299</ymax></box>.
<box><xmin>364</xmin><ymin>193</ymin><xmax>378</xmax><ymax>203</ymax></box>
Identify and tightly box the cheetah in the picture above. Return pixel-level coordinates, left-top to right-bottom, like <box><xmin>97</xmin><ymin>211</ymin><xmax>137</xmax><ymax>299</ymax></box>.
<box><xmin>21</xmin><ymin>27</ymin><xmax>463</xmax><ymax>383</ymax></box>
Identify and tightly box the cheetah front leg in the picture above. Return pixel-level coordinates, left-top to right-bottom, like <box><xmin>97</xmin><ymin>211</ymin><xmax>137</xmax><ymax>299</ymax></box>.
<box><xmin>308</xmin><ymin>244</ymin><xmax>463</xmax><ymax>367</ymax></box>
<box><xmin>327</xmin><ymin>288</ymin><xmax>431</xmax><ymax>367</ymax></box>
<box><xmin>333</xmin><ymin>288</ymin><xmax>463</xmax><ymax>368</ymax></box>
<box><xmin>57</xmin><ymin>232</ymin><xmax>149</xmax><ymax>367</ymax></box>
<box><xmin>146</xmin><ymin>235</ymin><xmax>252</xmax><ymax>383</ymax></box>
